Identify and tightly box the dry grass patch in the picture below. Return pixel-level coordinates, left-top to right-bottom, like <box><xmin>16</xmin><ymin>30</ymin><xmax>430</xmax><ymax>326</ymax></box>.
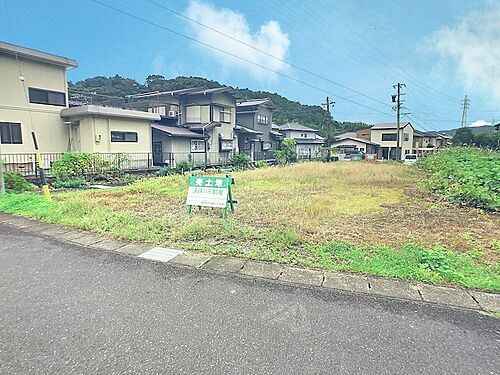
<box><xmin>2</xmin><ymin>161</ymin><xmax>498</xmax><ymax>290</ymax></box>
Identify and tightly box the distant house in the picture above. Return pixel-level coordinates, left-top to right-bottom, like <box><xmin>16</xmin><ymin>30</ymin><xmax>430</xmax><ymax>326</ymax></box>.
<box><xmin>140</xmin><ymin>87</ymin><xmax>243</xmax><ymax>166</ymax></box>
<box><xmin>277</xmin><ymin>122</ymin><xmax>325</xmax><ymax>158</ymax></box>
<box><xmin>413</xmin><ymin>130</ymin><xmax>451</xmax><ymax>157</ymax></box>
<box><xmin>494</xmin><ymin>123</ymin><xmax>500</xmax><ymax>132</ymax></box>
<box><xmin>0</xmin><ymin>41</ymin><xmax>160</xmax><ymax>174</ymax></box>
<box><xmin>235</xmin><ymin>98</ymin><xmax>282</xmax><ymax>161</ymax></box>
<box><xmin>370</xmin><ymin>122</ymin><xmax>415</xmax><ymax>160</ymax></box>
<box><xmin>331</xmin><ymin>136</ymin><xmax>379</xmax><ymax>155</ymax></box>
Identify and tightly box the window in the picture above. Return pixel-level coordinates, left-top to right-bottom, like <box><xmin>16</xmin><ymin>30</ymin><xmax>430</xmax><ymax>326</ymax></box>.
<box><xmin>110</xmin><ymin>131</ymin><xmax>138</xmax><ymax>142</ymax></box>
<box><xmin>403</xmin><ymin>133</ymin><xmax>409</xmax><ymax>142</ymax></box>
<box><xmin>382</xmin><ymin>133</ymin><xmax>397</xmax><ymax>141</ymax></box>
<box><xmin>262</xmin><ymin>141</ymin><xmax>272</xmax><ymax>150</ymax></box>
<box><xmin>28</xmin><ymin>88</ymin><xmax>66</xmax><ymax>106</ymax></box>
<box><xmin>222</xmin><ymin>109</ymin><xmax>232</xmax><ymax>123</ymax></box>
<box><xmin>214</xmin><ymin>106</ymin><xmax>232</xmax><ymax>123</ymax></box>
<box><xmin>220</xmin><ymin>139</ymin><xmax>233</xmax><ymax>151</ymax></box>
<box><xmin>186</xmin><ymin>106</ymin><xmax>201</xmax><ymax>123</ymax></box>
<box><xmin>186</xmin><ymin>105</ymin><xmax>209</xmax><ymax>123</ymax></box>
<box><xmin>190</xmin><ymin>139</ymin><xmax>205</xmax><ymax>153</ymax></box>
<box><xmin>257</xmin><ymin>114</ymin><xmax>269</xmax><ymax>124</ymax></box>
<box><xmin>0</xmin><ymin>122</ymin><xmax>22</xmax><ymax>144</ymax></box>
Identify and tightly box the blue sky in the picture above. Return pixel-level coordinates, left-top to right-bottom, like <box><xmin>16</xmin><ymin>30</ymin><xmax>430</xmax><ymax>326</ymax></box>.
<box><xmin>1</xmin><ymin>0</ymin><xmax>499</xmax><ymax>130</ymax></box>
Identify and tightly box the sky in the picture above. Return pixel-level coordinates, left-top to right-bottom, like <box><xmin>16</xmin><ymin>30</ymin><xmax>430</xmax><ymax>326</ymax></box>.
<box><xmin>1</xmin><ymin>0</ymin><xmax>499</xmax><ymax>131</ymax></box>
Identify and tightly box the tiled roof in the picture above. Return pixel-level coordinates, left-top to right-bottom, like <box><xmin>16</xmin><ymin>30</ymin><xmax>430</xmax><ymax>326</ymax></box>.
<box><xmin>186</xmin><ymin>122</ymin><xmax>222</xmax><ymax>131</ymax></box>
<box><xmin>371</xmin><ymin>122</ymin><xmax>412</xmax><ymax>130</ymax></box>
<box><xmin>331</xmin><ymin>137</ymin><xmax>379</xmax><ymax>146</ymax></box>
<box><xmin>237</xmin><ymin>99</ymin><xmax>274</xmax><ymax>108</ymax></box>
<box><xmin>234</xmin><ymin>125</ymin><xmax>263</xmax><ymax>135</ymax></box>
<box><xmin>270</xmin><ymin>130</ymin><xmax>284</xmax><ymax>138</ymax></box>
<box><xmin>278</xmin><ymin>122</ymin><xmax>319</xmax><ymax>132</ymax></box>
<box><xmin>295</xmin><ymin>138</ymin><xmax>325</xmax><ymax>144</ymax></box>
<box><xmin>335</xmin><ymin>132</ymin><xmax>357</xmax><ymax>139</ymax></box>
<box><xmin>152</xmin><ymin>124</ymin><xmax>204</xmax><ymax>138</ymax></box>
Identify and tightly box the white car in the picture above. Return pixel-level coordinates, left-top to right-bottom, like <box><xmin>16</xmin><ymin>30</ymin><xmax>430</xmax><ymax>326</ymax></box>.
<box><xmin>403</xmin><ymin>154</ymin><xmax>418</xmax><ymax>165</ymax></box>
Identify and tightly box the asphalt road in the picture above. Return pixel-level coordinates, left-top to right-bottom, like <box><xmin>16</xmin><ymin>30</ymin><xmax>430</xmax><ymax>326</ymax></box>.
<box><xmin>0</xmin><ymin>224</ymin><xmax>499</xmax><ymax>374</ymax></box>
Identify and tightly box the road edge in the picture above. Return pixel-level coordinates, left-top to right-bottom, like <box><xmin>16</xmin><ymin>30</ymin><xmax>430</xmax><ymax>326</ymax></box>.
<box><xmin>1</xmin><ymin>212</ymin><xmax>498</xmax><ymax>314</ymax></box>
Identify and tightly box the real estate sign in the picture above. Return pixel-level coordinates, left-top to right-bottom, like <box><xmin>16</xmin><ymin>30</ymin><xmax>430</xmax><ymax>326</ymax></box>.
<box><xmin>186</xmin><ymin>176</ymin><xmax>236</xmax><ymax>218</ymax></box>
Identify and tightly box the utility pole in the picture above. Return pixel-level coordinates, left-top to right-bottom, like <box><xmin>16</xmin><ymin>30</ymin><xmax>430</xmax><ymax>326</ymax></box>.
<box><xmin>392</xmin><ymin>83</ymin><xmax>405</xmax><ymax>160</ymax></box>
<box><xmin>322</xmin><ymin>97</ymin><xmax>335</xmax><ymax>144</ymax></box>
<box><xmin>0</xmin><ymin>139</ymin><xmax>4</xmax><ymax>193</ymax></box>
<box><xmin>460</xmin><ymin>95</ymin><xmax>470</xmax><ymax>127</ymax></box>
<box><xmin>322</xmin><ymin>96</ymin><xmax>335</xmax><ymax>129</ymax></box>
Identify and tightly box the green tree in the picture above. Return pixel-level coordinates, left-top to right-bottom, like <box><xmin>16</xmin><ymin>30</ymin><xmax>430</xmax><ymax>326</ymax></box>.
<box><xmin>274</xmin><ymin>138</ymin><xmax>297</xmax><ymax>165</ymax></box>
<box><xmin>452</xmin><ymin>128</ymin><xmax>475</xmax><ymax>146</ymax></box>
<box><xmin>475</xmin><ymin>132</ymin><xmax>500</xmax><ymax>150</ymax></box>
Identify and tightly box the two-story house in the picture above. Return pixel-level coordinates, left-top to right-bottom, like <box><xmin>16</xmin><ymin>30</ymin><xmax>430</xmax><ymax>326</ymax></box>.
<box><xmin>370</xmin><ymin>122</ymin><xmax>415</xmax><ymax>160</ymax></box>
<box><xmin>413</xmin><ymin>130</ymin><xmax>451</xmax><ymax>157</ymax></box>
<box><xmin>0</xmin><ymin>41</ymin><xmax>159</xmax><ymax>174</ymax></box>
<box><xmin>143</xmin><ymin>87</ymin><xmax>242</xmax><ymax>167</ymax></box>
<box><xmin>277</xmin><ymin>122</ymin><xmax>325</xmax><ymax>158</ymax></box>
<box><xmin>235</xmin><ymin>98</ymin><xmax>282</xmax><ymax>161</ymax></box>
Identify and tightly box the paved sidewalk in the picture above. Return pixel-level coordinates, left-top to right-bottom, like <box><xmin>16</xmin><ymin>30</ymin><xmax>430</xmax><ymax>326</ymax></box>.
<box><xmin>1</xmin><ymin>212</ymin><xmax>498</xmax><ymax>313</ymax></box>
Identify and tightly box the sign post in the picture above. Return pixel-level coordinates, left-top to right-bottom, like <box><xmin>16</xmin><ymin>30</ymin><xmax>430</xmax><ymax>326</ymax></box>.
<box><xmin>186</xmin><ymin>175</ymin><xmax>236</xmax><ymax>218</ymax></box>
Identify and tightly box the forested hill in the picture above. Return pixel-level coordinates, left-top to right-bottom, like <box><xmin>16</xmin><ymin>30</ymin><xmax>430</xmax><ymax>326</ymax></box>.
<box><xmin>69</xmin><ymin>74</ymin><xmax>369</xmax><ymax>133</ymax></box>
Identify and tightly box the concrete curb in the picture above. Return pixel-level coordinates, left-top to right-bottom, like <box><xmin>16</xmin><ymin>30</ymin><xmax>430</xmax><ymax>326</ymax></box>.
<box><xmin>1</xmin><ymin>213</ymin><xmax>499</xmax><ymax>314</ymax></box>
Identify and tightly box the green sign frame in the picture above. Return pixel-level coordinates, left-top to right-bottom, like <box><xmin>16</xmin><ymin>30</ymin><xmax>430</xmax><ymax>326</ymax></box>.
<box><xmin>186</xmin><ymin>175</ymin><xmax>236</xmax><ymax>218</ymax></box>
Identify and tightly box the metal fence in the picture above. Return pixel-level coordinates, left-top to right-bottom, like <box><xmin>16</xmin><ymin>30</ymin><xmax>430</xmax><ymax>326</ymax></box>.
<box><xmin>0</xmin><ymin>152</ymin><xmax>154</xmax><ymax>177</ymax></box>
<box><xmin>1</xmin><ymin>151</ymin><xmax>240</xmax><ymax>177</ymax></box>
<box><xmin>155</xmin><ymin>152</ymin><xmax>234</xmax><ymax>168</ymax></box>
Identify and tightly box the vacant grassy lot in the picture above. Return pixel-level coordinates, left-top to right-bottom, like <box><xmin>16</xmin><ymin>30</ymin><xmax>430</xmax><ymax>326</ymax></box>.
<box><xmin>1</xmin><ymin>162</ymin><xmax>499</xmax><ymax>290</ymax></box>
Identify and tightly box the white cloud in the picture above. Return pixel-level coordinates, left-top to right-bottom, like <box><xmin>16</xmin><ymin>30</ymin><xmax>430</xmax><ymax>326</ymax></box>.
<box><xmin>184</xmin><ymin>1</ymin><xmax>290</xmax><ymax>80</ymax></box>
<box><xmin>470</xmin><ymin>119</ymin><xmax>492</xmax><ymax>127</ymax></box>
<box><xmin>428</xmin><ymin>3</ymin><xmax>500</xmax><ymax>105</ymax></box>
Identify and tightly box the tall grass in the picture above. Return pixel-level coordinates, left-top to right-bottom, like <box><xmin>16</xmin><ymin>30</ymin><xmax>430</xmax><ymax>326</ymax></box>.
<box><xmin>419</xmin><ymin>147</ymin><xmax>500</xmax><ymax>211</ymax></box>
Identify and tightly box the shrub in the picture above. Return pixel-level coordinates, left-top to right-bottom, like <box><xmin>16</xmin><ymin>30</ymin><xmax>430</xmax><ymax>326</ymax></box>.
<box><xmin>255</xmin><ymin>160</ymin><xmax>268</xmax><ymax>168</ymax></box>
<box><xmin>51</xmin><ymin>152</ymin><xmax>99</xmax><ymax>180</ymax></box>
<box><xmin>231</xmin><ymin>152</ymin><xmax>251</xmax><ymax>170</ymax></box>
<box><xmin>418</xmin><ymin>147</ymin><xmax>500</xmax><ymax>211</ymax></box>
<box><xmin>156</xmin><ymin>165</ymin><xmax>177</xmax><ymax>176</ymax></box>
<box><xmin>53</xmin><ymin>177</ymin><xmax>85</xmax><ymax>189</ymax></box>
<box><xmin>156</xmin><ymin>161</ymin><xmax>192</xmax><ymax>176</ymax></box>
<box><xmin>176</xmin><ymin>160</ymin><xmax>192</xmax><ymax>173</ymax></box>
<box><xmin>3</xmin><ymin>172</ymin><xmax>37</xmax><ymax>192</ymax></box>
<box><xmin>274</xmin><ymin>138</ymin><xmax>297</xmax><ymax>165</ymax></box>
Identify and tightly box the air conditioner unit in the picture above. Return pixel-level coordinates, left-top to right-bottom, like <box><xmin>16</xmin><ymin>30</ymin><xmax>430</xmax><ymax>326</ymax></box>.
<box><xmin>168</xmin><ymin>110</ymin><xmax>177</xmax><ymax>117</ymax></box>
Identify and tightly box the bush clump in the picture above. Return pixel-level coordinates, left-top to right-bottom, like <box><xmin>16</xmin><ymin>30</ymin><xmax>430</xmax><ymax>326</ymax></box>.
<box><xmin>231</xmin><ymin>152</ymin><xmax>251</xmax><ymax>170</ymax></box>
<box><xmin>274</xmin><ymin>138</ymin><xmax>297</xmax><ymax>165</ymax></box>
<box><xmin>255</xmin><ymin>160</ymin><xmax>269</xmax><ymax>168</ymax></box>
<box><xmin>156</xmin><ymin>160</ymin><xmax>192</xmax><ymax>176</ymax></box>
<box><xmin>418</xmin><ymin>147</ymin><xmax>500</xmax><ymax>211</ymax></box>
<box><xmin>3</xmin><ymin>171</ymin><xmax>37</xmax><ymax>193</ymax></box>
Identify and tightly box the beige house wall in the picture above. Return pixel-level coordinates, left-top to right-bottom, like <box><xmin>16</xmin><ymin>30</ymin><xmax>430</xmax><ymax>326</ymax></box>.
<box><xmin>0</xmin><ymin>53</ymin><xmax>71</xmax><ymax>154</ymax></box>
<box><xmin>77</xmin><ymin>116</ymin><xmax>152</xmax><ymax>154</ymax></box>
<box><xmin>370</xmin><ymin>125</ymin><xmax>414</xmax><ymax>158</ymax></box>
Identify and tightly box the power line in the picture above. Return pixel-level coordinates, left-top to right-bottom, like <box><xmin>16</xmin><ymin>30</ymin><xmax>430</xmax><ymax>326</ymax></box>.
<box><xmin>88</xmin><ymin>0</ymin><xmax>394</xmax><ymax>116</ymax></box>
<box><xmin>308</xmin><ymin>0</ymin><xmax>463</xmax><ymax>104</ymax></box>
<box><xmin>143</xmin><ymin>0</ymin><xmax>392</xmax><ymax>109</ymax></box>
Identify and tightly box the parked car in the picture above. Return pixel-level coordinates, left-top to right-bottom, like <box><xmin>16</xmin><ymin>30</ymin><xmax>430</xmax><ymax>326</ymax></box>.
<box><xmin>403</xmin><ymin>154</ymin><xmax>418</xmax><ymax>165</ymax></box>
<box><xmin>340</xmin><ymin>150</ymin><xmax>364</xmax><ymax>161</ymax></box>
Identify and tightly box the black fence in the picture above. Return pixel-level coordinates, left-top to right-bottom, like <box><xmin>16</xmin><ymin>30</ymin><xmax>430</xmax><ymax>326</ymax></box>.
<box><xmin>154</xmin><ymin>152</ymin><xmax>234</xmax><ymax>169</ymax></box>
<box><xmin>1</xmin><ymin>152</ymin><xmax>154</xmax><ymax>177</ymax></box>
<box><xmin>1</xmin><ymin>151</ymin><xmax>242</xmax><ymax>177</ymax></box>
